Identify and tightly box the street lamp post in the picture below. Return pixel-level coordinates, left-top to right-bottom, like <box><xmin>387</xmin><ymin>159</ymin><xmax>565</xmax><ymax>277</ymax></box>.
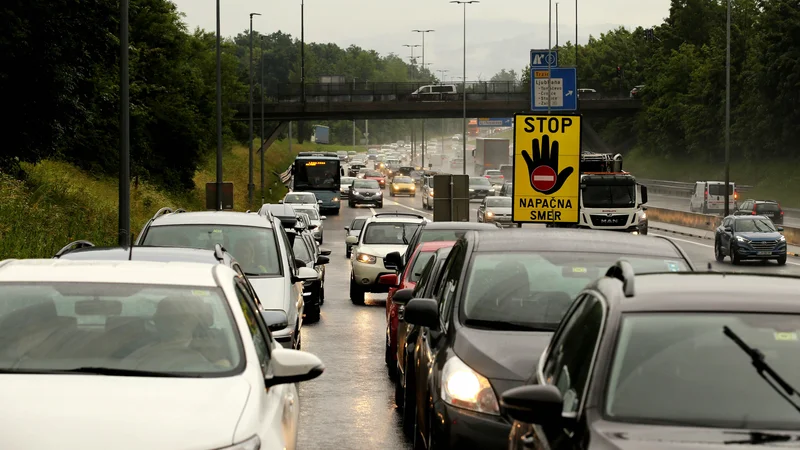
<box><xmin>413</xmin><ymin>29</ymin><xmax>434</xmax><ymax>168</ymax></box>
<box><xmin>437</xmin><ymin>69</ymin><xmax>449</xmax><ymax>157</ymax></box>
<box><xmin>403</xmin><ymin>44</ymin><xmax>421</xmax><ymax>66</ymax></box>
<box><xmin>215</xmin><ymin>0</ymin><xmax>223</xmax><ymax>210</ymax></box>
<box><xmin>724</xmin><ymin>0</ymin><xmax>731</xmax><ymax>217</ymax></box>
<box><xmin>119</xmin><ymin>0</ymin><xmax>130</xmax><ymax>245</ymax></box>
<box><xmin>248</xmin><ymin>12</ymin><xmax>261</xmax><ymax>209</ymax></box>
<box><xmin>260</xmin><ymin>35</ymin><xmax>266</xmax><ymax>205</ymax></box>
<box><xmin>353</xmin><ymin>77</ymin><xmax>358</xmax><ymax>151</ymax></box>
<box><xmin>451</xmin><ymin>1</ymin><xmax>479</xmax><ymax>175</ymax></box>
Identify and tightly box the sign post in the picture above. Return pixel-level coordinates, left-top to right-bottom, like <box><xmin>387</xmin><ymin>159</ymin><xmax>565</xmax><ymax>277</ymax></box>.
<box><xmin>531</xmin><ymin>68</ymin><xmax>577</xmax><ymax>112</ymax></box>
<box><xmin>512</xmin><ymin>114</ymin><xmax>581</xmax><ymax>224</ymax></box>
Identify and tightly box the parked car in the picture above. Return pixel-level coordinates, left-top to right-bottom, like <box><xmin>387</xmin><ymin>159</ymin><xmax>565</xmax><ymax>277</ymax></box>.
<box><xmin>502</xmin><ymin>263</ymin><xmax>800</xmax><ymax>449</ymax></box>
<box><xmin>714</xmin><ymin>215</ymin><xmax>787</xmax><ymax>265</ymax></box>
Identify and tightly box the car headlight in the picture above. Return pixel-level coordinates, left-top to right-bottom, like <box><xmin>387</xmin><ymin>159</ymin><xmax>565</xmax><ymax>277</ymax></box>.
<box><xmin>393</xmin><ymin>185</ymin><xmax>399</xmax><ymax>189</ymax></box>
<box><xmin>469</xmin><ymin>188</ymin><xmax>474</xmax><ymax>192</ymax></box>
<box><xmin>486</xmin><ymin>211</ymin><xmax>494</xmax><ymax>218</ymax></box>
<box><xmin>377</xmin><ymin>191</ymin><xmax>383</xmax><ymax>196</ymax></box>
<box><xmin>779</xmin><ymin>235</ymin><xmax>786</xmax><ymax>242</ymax></box>
<box><xmin>352</xmin><ymin>190</ymin><xmax>359</xmax><ymax>195</ymax></box>
<box><xmin>332</xmin><ymin>197</ymin><xmax>339</xmax><ymax>202</ymax></box>
<box><xmin>411</xmin><ymin>185</ymin><xmax>416</xmax><ymax>190</ymax></box>
<box><xmin>640</xmin><ymin>212</ymin><xmax>647</xmax><ymax>220</ymax></box>
<box><xmin>218</xmin><ymin>435</ymin><xmax>260</xmax><ymax>450</ymax></box>
<box><xmin>441</xmin><ymin>356</ymin><xmax>499</xmax><ymax>415</ymax></box>
<box><xmin>736</xmin><ymin>236</ymin><xmax>750</xmax><ymax>243</ymax></box>
<box><xmin>356</xmin><ymin>253</ymin><xmax>377</xmax><ymax>264</ymax></box>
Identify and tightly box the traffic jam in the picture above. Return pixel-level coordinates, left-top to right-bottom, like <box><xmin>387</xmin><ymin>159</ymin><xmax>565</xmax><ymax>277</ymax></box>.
<box><xmin>2</xmin><ymin>130</ymin><xmax>800</xmax><ymax>450</ymax></box>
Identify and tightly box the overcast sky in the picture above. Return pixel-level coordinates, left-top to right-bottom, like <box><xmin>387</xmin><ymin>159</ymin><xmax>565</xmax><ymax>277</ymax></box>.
<box><xmin>172</xmin><ymin>0</ymin><xmax>671</xmax><ymax>79</ymax></box>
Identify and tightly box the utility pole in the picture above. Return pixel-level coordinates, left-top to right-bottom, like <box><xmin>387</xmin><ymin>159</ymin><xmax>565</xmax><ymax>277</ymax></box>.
<box><xmin>299</xmin><ymin>0</ymin><xmax>305</xmax><ymax>144</ymax></box>
<box><xmin>248</xmin><ymin>13</ymin><xmax>261</xmax><ymax>209</ymax></box>
<box><xmin>215</xmin><ymin>0</ymin><xmax>223</xmax><ymax>210</ymax></box>
<box><xmin>353</xmin><ymin>77</ymin><xmax>357</xmax><ymax>151</ymax></box>
<box><xmin>260</xmin><ymin>35</ymin><xmax>266</xmax><ymax>205</ymax></box>
<box><xmin>413</xmin><ymin>29</ymin><xmax>434</xmax><ymax>168</ymax></box>
<box><xmin>119</xmin><ymin>0</ymin><xmax>130</xmax><ymax>245</ymax></box>
<box><xmin>451</xmin><ymin>1</ymin><xmax>479</xmax><ymax>175</ymax></box>
<box><xmin>556</xmin><ymin>2</ymin><xmax>560</xmax><ymax>48</ymax></box>
<box><xmin>724</xmin><ymin>0</ymin><xmax>731</xmax><ymax>217</ymax></box>
<box><xmin>548</xmin><ymin>0</ymin><xmax>552</xmax><ymax>114</ymax></box>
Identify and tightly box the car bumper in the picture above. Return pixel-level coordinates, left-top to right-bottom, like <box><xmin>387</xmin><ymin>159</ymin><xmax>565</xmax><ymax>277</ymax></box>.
<box><xmin>352</xmin><ymin>261</ymin><xmax>393</xmax><ymax>292</ymax></box>
<box><xmin>734</xmin><ymin>243</ymin><xmax>787</xmax><ymax>259</ymax></box>
<box><xmin>350</xmin><ymin>195</ymin><xmax>383</xmax><ymax>204</ymax></box>
<box><xmin>431</xmin><ymin>400</ymin><xmax>510</xmax><ymax>450</ymax></box>
<box><xmin>391</xmin><ymin>188</ymin><xmax>416</xmax><ymax>195</ymax></box>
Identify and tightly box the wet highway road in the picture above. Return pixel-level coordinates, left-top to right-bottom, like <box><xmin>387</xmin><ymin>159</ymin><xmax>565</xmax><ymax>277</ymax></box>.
<box><xmin>296</xmin><ymin>162</ymin><xmax>800</xmax><ymax>450</ymax></box>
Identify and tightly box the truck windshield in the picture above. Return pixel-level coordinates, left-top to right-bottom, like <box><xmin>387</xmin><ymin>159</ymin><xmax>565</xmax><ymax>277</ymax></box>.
<box><xmin>294</xmin><ymin>159</ymin><xmax>340</xmax><ymax>190</ymax></box>
<box><xmin>583</xmin><ymin>184</ymin><xmax>636</xmax><ymax>209</ymax></box>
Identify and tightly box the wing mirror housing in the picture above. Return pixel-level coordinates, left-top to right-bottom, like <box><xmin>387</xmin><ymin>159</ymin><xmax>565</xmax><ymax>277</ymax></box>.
<box><xmin>294</xmin><ymin>258</ymin><xmax>307</xmax><ymax>268</ymax></box>
<box><xmin>392</xmin><ymin>288</ymin><xmax>414</xmax><ymax>306</ymax></box>
<box><xmin>264</xmin><ymin>348</ymin><xmax>325</xmax><ymax>387</ymax></box>
<box><xmin>316</xmin><ymin>255</ymin><xmax>330</xmax><ymax>265</ymax></box>
<box><xmin>260</xmin><ymin>309</ymin><xmax>289</xmax><ymax>332</ymax></box>
<box><xmin>724</xmin><ymin>226</ymin><xmax>733</xmax><ymax>233</ymax></box>
<box><xmin>777</xmin><ymin>226</ymin><xmax>785</xmax><ymax>232</ymax></box>
<box><xmin>500</xmin><ymin>384</ymin><xmax>565</xmax><ymax>427</ymax></box>
<box><xmin>278</xmin><ymin>200</ymin><xmax>284</xmax><ymax>204</ymax></box>
<box><xmin>293</xmin><ymin>267</ymin><xmax>319</xmax><ymax>282</ymax></box>
<box><xmin>320</xmin><ymin>216</ymin><xmax>327</xmax><ymax>220</ymax></box>
<box><xmin>378</xmin><ymin>273</ymin><xmax>399</xmax><ymax>286</ymax></box>
<box><xmin>319</xmin><ymin>248</ymin><xmax>332</xmax><ymax>256</ymax></box>
<box><xmin>384</xmin><ymin>251</ymin><xmax>404</xmax><ymax>272</ymax></box>
<box><xmin>345</xmin><ymin>236</ymin><xmax>358</xmax><ymax>245</ymax></box>
<box><xmin>403</xmin><ymin>298</ymin><xmax>440</xmax><ymax>331</ymax></box>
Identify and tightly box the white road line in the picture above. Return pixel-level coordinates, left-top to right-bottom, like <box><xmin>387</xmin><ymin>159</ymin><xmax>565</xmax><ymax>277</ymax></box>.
<box><xmin>369</xmin><ymin>207</ymin><xmax>376</xmax><ymax>215</ymax></box>
<box><xmin>652</xmin><ymin>233</ymin><xmax>800</xmax><ymax>267</ymax></box>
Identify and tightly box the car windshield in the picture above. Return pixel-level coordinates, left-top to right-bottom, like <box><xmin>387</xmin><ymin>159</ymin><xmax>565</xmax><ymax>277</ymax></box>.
<box><xmin>756</xmin><ymin>203</ymin><xmax>781</xmax><ymax>213</ymax></box>
<box><xmin>394</xmin><ymin>177</ymin><xmax>413</xmax><ymax>183</ymax></box>
<box><xmin>363</xmin><ymin>223</ymin><xmax>422</xmax><ymax>245</ymax></box>
<box><xmin>0</xmin><ymin>283</ymin><xmax>242</xmax><ymax>376</ymax></box>
<box><xmin>486</xmin><ymin>197</ymin><xmax>512</xmax><ymax>207</ymax></box>
<box><xmin>284</xmin><ymin>193</ymin><xmax>316</xmax><ymax>203</ymax></box>
<box><xmin>735</xmin><ymin>218</ymin><xmax>776</xmax><ymax>232</ymax></box>
<box><xmin>470</xmin><ymin>177</ymin><xmax>490</xmax><ymax>186</ymax></box>
<box><xmin>293</xmin><ymin>237</ymin><xmax>312</xmax><ymax>261</ymax></box>
<box><xmin>142</xmin><ymin>225</ymin><xmax>281</xmax><ymax>276</ymax></box>
<box><xmin>486</xmin><ymin>170</ymin><xmax>501</xmax><ymax>175</ymax></box>
<box><xmin>409</xmin><ymin>251</ymin><xmax>436</xmax><ymax>283</ymax></box>
<box><xmin>341</xmin><ymin>177</ymin><xmax>355</xmax><ymax>186</ymax></box>
<box><xmin>461</xmin><ymin>252</ymin><xmax>690</xmax><ymax>330</ymax></box>
<box><xmin>582</xmin><ymin>184</ymin><xmax>636</xmax><ymax>209</ymax></box>
<box><xmin>353</xmin><ymin>180</ymin><xmax>379</xmax><ymax>189</ymax></box>
<box><xmin>605</xmin><ymin>312</ymin><xmax>800</xmax><ymax>431</ymax></box>
<box><xmin>294</xmin><ymin>207</ymin><xmax>319</xmax><ymax>220</ymax></box>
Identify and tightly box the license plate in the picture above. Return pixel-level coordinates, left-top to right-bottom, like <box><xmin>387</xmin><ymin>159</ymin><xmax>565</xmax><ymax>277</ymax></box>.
<box><xmin>757</xmin><ymin>251</ymin><xmax>771</xmax><ymax>256</ymax></box>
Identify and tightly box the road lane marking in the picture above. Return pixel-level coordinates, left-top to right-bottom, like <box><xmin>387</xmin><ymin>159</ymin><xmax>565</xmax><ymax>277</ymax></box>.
<box><xmin>652</xmin><ymin>233</ymin><xmax>800</xmax><ymax>267</ymax></box>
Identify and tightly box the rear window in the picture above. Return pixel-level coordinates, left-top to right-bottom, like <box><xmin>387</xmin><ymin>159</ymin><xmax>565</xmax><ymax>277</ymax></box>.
<box><xmin>708</xmin><ymin>184</ymin><xmax>734</xmax><ymax>196</ymax></box>
<box><xmin>486</xmin><ymin>170</ymin><xmax>501</xmax><ymax>175</ymax></box>
<box><xmin>756</xmin><ymin>203</ymin><xmax>781</xmax><ymax>213</ymax></box>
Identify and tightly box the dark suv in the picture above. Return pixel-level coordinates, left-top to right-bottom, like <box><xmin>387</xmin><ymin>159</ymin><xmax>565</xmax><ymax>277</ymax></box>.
<box><xmin>735</xmin><ymin>199</ymin><xmax>784</xmax><ymax>224</ymax></box>
<box><xmin>715</xmin><ymin>214</ymin><xmax>787</xmax><ymax>265</ymax></box>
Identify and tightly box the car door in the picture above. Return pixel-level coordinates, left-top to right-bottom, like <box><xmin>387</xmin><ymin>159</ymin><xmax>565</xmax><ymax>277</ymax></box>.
<box><xmin>233</xmin><ymin>277</ymin><xmax>299</xmax><ymax>450</ymax></box>
<box><xmin>532</xmin><ymin>294</ymin><xmax>606</xmax><ymax>450</ymax></box>
<box><xmin>278</xmin><ymin>226</ymin><xmax>304</xmax><ymax>329</ymax></box>
<box><xmin>414</xmin><ymin>240</ymin><xmax>467</xmax><ymax>443</ymax></box>
<box><xmin>719</xmin><ymin>217</ymin><xmax>734</xmax><ymax>249</ymax></box>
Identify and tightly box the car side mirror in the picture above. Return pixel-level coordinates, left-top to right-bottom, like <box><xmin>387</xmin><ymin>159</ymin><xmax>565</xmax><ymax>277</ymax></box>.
<box><xmin>278</xmin><ymin>200</ymin><xmax>284</xmax><ymax>204</ymax></box>
<box><xmin>378</xmin><ymin>273</ymin><xmax>399</xmax><ymax>286</ymax></box>
<box><xmin>316</xmin><ymin>255</ymin><xmax>330</xmax><ymax>265</ymax></box>
<box><xmin>260</xmin><ymin>310</ymin><xmax>289</xmax><ymax>332</ymax></box>
<box><xmin>344</xmin><ymin>226</ymin><xmax>350</xmax><ymax>231</ymax></box>
<box><xmin>318</xmin><ymin>200</ymin><xmax>323</xmax><ymax>204</ymax></box>
<box><xmin>293</xmin><ymin>267</ymin><xmax>319</xmax><ymax>283</ymax></box>
<box><xmin>500</xmin><ymin>384</ymin><xmax>564</xmax><ymax>426</ymax></box>
<box><xmin>346</xmin><ymin>236</ymin><xmax>359</xmax><ymax>245</ymax></box>
<box><xmin>319</xmin><ymin>248</ymin><xmax>332</xmax><ymax>256</ymax></box>
<box><xmin>777</xmin><ymin>226</ymin><xmax>784</xmax><ymax>232</ymax></box>
<box><xmin>320</xmin><ymin>216</ymin><xmax>327</xmax><ymax>220</ymax></box>
<box><xmin>392</xmin><ymin>288</ymin><xmax>414</xmax><ymax>306</ymax></box>
<box><xmin>264</xmin><ymin>348</ymin><xmax>325</xmax><ymax>387</ymax></box>
<box><xmin>384</xmin><ymin>251</ymin><xmax>403</xmax><ymax>272</ymax></box>
<box><xmin>404</xmin><ymin>298</ymin><xmax>440</xmax><ymax>331</ymax></box>
<box><xmin>724</xmin><ymin>226</ymin><xmax>732</xmax><ymax>233</ymax></box>
<box><xmin>294</xmin><ymin>258</ymin><xmax>307</xmax><ymax>268</ymax></box>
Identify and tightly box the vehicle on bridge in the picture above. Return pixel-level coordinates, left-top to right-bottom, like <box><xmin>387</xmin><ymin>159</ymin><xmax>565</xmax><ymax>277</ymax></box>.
<box><xmin>468</xmin><ymin>119</ymin><xmax>479</xmax><ymax>136</ymax></box>
<box><xmin>291</xmin><ymin>152</ymin><xmax>344</xmax><ymax>215</ymax></box>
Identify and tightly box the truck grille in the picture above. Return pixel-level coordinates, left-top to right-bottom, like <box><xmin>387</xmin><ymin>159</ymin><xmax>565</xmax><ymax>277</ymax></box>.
<box><xmin>589</xmin><ymin>214</ymin><xmax>629</xmax><ymax>227</ymax></box>
<box><xmin>750</xmin><ymin>240</ymin><xmax>778</xmax><ymax>251</ymax></box>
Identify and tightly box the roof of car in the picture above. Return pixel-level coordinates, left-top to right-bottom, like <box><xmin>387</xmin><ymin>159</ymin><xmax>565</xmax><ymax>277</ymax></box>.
<box><xmin>259</xmin><ymin>203</ymin><xmax>296</xmax><ymax>217</ymax></box>
<box><xmin>0</xmin><ymin>259</ymin><xmax>222</xmax><ymax>286</ymax></box>
<box><xmin>730</xmin><ymin>214</ymin><xmax>771</xmax><ymax>220</ymax></box>
<box><xmin>367</xmin><ymin>213</ymin><xmax>428</xmax><ymax>224</ymax></box>
<box><xmin>151</xmin><ymin>211</ymin><xmax>272</xmax><ymax>228</ymax></box>
<box><xmin>55</xmin><ymin>246</ymin><xmax>231</xmax><ymax>265</ymax></box>
<box><xmin>420</xmin><ymin>221</ymin><xmax>497</xmax><ymax>231</ymax></box>
<box><xmin>614</xmin><ymin>273</ymin><xmax>800</xmax><ymax>313</ymax></box>
<box><xmin>469</xmin><ymin>229</ymin><xmax>686</xmax><ymax>258</ymax></box>
<box><xmin>417</xmin><ymin>240</ymin><xmax>457</xmax><ymax>252</ymax></box>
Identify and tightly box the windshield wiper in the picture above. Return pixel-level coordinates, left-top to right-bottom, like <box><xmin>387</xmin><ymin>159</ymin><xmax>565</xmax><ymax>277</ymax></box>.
<box><xmin>723</xmin><ymin>326</ymin><xmax>800</xmax><ymax>414</ymax></box>
<box><xmin>401</xmin><ymin>226</ymin><xmax>408</xmax><ymax>245</ymax></box>
<box><xmin>2</xmin><ymin>367</ymin><xmax>193</xmax><ymax>378</ymax></box>
<box><xmin>723</xmin><ymin>431</ymin><xmax>797</xmax><ymax>445</ymax></box>
<box><xmin>465</xmin><ymin>318</ymin><xmax>555</xmax><ymax>332</ymax></box>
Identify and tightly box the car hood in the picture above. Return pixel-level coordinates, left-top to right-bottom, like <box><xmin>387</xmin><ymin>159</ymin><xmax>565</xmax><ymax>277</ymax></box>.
<box><xmin>248</xmin><ymin>277</ymin><xmax>288</xmax><ymax>312</ymax></box>
<box><xmin>735</xmin><ymin>231</ymin><xmax>783</xmax><ymax>241</ymax></box>
<box><xmin>454</xmin><ymin>326</ymin><xmax>553</xmax><ymax>382</ymax></box>
<box><xmin>0</xmin><ymin>375</ymin><xmax>250</xmax><ymax>450</ymax></box>
<box><xmin>487</xmin><ymin>207</ymin><xmax>512</xmax><ymax>215</ymax></box>
<box><xmin>592</xmin><ymin>421</ymin><xmax>800</xmax><ymax>449</ymax></box>
<box><xmin>358</xmin><ymin>243</ymin><xmax>408</xmax><ymax>258</ymax></box>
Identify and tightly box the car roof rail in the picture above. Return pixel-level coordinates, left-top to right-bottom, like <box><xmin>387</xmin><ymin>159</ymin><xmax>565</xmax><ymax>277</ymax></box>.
<box><xmin>213</xmin><ymin>243</ymin><xmax>227</xmax><ymax>263</ymax></box>
<box><xmin>605</xmin><ymin>260</ymin><xmax>635</xmax><ymax>298</ymax></box>
<box><xmin>54</xmin><ymin>240</ymin><xmax>95</xmax><ymax>258</ymax></box>
<box><xmin>373</xmin><ymin>212</ymin><xmax>425</xmax><ymax>219</ymax></box>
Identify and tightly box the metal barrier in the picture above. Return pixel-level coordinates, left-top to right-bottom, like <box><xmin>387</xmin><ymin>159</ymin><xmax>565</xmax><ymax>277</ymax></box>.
<box><xmin>639</xmin><ymin>179</ymin><xmax>753</xmax><ymax>198</ymax></box>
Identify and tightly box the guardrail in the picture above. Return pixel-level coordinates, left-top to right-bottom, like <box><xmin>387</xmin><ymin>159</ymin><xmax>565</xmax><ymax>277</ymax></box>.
<box><xmin>638</xmin><ymin>179</ymin><xmax>753</xmax><ymax>198</ymax></box>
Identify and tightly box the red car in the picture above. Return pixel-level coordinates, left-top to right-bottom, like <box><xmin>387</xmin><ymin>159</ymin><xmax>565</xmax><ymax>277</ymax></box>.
<box><xmin>364</xmin><ymin>169</ymin><xmax>386</xmax><ymax>188</ymax></box>
<box><xmin>378</xmin><ymin>240</ymin><xmax>456</xmax><ymax>378</ymax></box>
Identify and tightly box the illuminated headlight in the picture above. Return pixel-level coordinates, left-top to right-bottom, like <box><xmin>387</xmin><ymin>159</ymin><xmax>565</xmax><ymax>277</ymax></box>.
<box><xmin>352</xmin><ymin>190</ymin><xmax>359</xmax><ymax>196</ymax></box>
<box><xmin>780</xmin><ymin>235</ymin><xmax>786</xmax><ymax>242</ymax></box>
<box><xmin>640</xmin><ymin>212</ymin><xmax>647</xmax><ymax>220</ymax></box>
<box><xmin>332</xmin><ymin>197</ymin><xmax>339</xmax><ymax>202</ymax></box>
<box><xmin>441</xmin><ymin>356</ymin><xmax>499</xmax><ymax>415</ymax></box>
<box><xmin>377</xmin><ymin>191</ymin><xmax>382</xmax><ymax>196</ymax></box>
<box><xmin>218</xmin><ymin>435</ymin><xmax>260</xmax><ymax>450</ymax></box>
<box><xmin>486</xmin><ymin>211</ymin><xmax>494</xmax><ymax>218</ymax></box>
<box><xmin>469</xmin><ymin>188</ymin><xmax>474</xmax><ymax>192</ymax></box>
<box><xmin>356</xmin><ymin>253</ymin><xmax>377</xmax><ymax>264</ymax></box>
<box><xmin>736</xmin><ymin>236</ymin><xmax>750</xmax><ymax>243</ymax></box>
<box><xmin>411</xmin><ymin>185</ymin><xmax>416</xmax><ymax>190</ymax></box>
<box><xmin>393</xmin><ymin>185</ymin><xmax>399</xmax><ymax>190</ymax></box>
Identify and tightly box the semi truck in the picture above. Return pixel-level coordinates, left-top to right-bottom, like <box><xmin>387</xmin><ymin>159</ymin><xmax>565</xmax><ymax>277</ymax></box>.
<box><xmin>473</xmin><ymin>138</ymin><xmax>510</xmax><ymax>176</ymax></box>
<box><xmin>311</xmin><ymin>125</ymin><xmax>330</xmax><ymax>144</ymax></box>
<box><xmin>548</xmin><ymin>152</ymin><xmax>649</xmax><ymax>234</ymax></box>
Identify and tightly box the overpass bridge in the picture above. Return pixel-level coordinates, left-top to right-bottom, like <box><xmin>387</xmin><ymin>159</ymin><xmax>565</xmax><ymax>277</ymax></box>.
<box><xmin>233</xmin><ymin>81</ymin><xmax>642</xmax><ymax>121</ymax></box>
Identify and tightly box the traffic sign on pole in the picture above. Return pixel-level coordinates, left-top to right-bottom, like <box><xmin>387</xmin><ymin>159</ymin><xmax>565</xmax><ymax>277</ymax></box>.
<box><xmin>477</xmin><ymin>118</ymin><xmax>513</xmax><ymax>127</ymax></box>
<box><xmin>530</xmin><ymin>49</ymin><xmax>558</xmax><ymax>68</ymax></box>
<box><xmin>512</xmin><ymin>114</ymin><xmax>581</xmax><ymax>224</ymax></box>
<box><xmin>530</xmin><ymin>68</ymin><xmax>577</xmax><ymax>111</ymax></box>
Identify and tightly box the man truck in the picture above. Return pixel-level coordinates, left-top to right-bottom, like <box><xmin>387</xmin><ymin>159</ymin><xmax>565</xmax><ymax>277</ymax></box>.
<box><xmin>473</xmin><ymin>138</ymin><xmax>510</xmax><ymax>176</ymax></box>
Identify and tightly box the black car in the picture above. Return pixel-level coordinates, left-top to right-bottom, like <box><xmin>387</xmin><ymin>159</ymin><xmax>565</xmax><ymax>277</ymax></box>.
<box><xmin>291</xmin><ymin>227</ymin><xmax>331</xmax><ymax>323</ymax></box>
<box><xmin>402</xmin><ymin>230</ymin><xmax>695</xmax><ymax>450</ymax></box>
<box><xmin>392</xmin><ymin>246</ymin><xmax>453</xmax><ymax>436</ymax></box>
<box><xmin>348</xmin><ymin>163</ymin><xmax>366</xmax><ymax>177</ymax></box>
<box><xmin>714</xmin><ymin>215</ymin><xmax>787</xmax><ymax>265</ymax></box>
<box><xmin>735</xmin><ymin>199</ymin><xmax>784</xmax><ymax>225</ymax></box>
<box><xmin>469</xmin><ymin>176</ymin><xmax>494</xmax><ymax>199</ymax></box>
<box><xmin>499</xmin><ymin>181</ymin><xmax>513</xmax><ymax>197</ymax></box>
<box><xmin>348</xmin><ymin>178</ymin><xmax>384</xmax><ymax>208</ymax></box>
<box><xmin>502</xmin><ymin>265</ymin><xmax>800</xmax><ymax>449</ymax></box>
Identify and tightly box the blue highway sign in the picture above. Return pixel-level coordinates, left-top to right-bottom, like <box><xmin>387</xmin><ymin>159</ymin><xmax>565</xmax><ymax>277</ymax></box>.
<box><xmin>530</xmin><ymin>67</ymin><xmax>577</xmax><ymax>112</ymax></box>
<box><xmin>530</xmin><ymin>50</ymin><xmax>558</xmax><ymax>68</ymax></box>
<box><xmin>478</xmin><ymin>118</ymin><xmax>513</xmax><ymax>127</ymax></box>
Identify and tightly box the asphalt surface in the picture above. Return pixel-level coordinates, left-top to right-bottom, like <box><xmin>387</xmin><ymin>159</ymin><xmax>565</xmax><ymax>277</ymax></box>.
<box><xmin>296</xmin><ymin>162</ymin><xmax>800</xmax><ymax>450</ymax></box>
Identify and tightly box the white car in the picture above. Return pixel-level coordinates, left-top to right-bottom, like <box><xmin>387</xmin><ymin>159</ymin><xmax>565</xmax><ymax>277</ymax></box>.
<box><xmin>483</xmin><ymin>169</ymin><xmax>505</xmax><ymax>185</ymax></box>
<box><xmin>347</xmin><ymin>212</ymin><xmax>428</xmax><ymax>304</ymax></box>
<box><xmin>281</xmin><ymin>192</ymin><xmax>322</xmax><ymax>211</ymax></box>
<box><xmin>0</xmin><ymin>259</ymin><xmax>324</xmax><ymax>450</ymax></box>
<box><xmin>136</xmin><ymin>210</ymin><xmax>317</xmax><ymax>349</ymax></box>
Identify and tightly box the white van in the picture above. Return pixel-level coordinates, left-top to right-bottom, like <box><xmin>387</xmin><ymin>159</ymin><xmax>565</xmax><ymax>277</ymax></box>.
<box><xmin>690</xmin><ymin>181</ymin><xmax>737</xmax><ymax>214</ymax></box>
<box><xmin>410</xmin><ymin>84</ymin><xmax>458</xmax><ymax>101</ymax></box>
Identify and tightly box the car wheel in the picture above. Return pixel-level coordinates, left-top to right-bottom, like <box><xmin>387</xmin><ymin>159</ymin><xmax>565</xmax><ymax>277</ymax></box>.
<box><xmin>350</xmin><ymin>278</ymin><xmax>365</xmax><ymax>305</ymax></box>
<box><xmin>377</xmin><ymin>202</ymin><xmax>383</xmax><ymax>208</ymax></box>
<box><xmin>349</xmin><ymin>201</ymin><xmax>355</xmax><ymax>208</ymax></box>
<box><xmin>319</xmin><ymin>234</ymin><xmax>323</xmax><ymax>245</ymax></box>
<box><xmin>304</xmin><ymin>304</ymin><xmax>321</xmax><ymax>323</ymax></box>
<box><xmin>714</xmin><ymin>239</ymin><xmax>725</xmax><ymax>262</ymax></box>
<box><xmin>345</xmin><ymin>247</ymin><xmax>351</xmax><ymax>259</ymax></box>
<box><xmin>777</xmin><ymin>254</ymin><xmax>787</xmax><ymax>266</ymax></box>
<box><xmin>730</xmin><ymin>243</ymin><xmax>741</xmax><ymax>265</ymax></box>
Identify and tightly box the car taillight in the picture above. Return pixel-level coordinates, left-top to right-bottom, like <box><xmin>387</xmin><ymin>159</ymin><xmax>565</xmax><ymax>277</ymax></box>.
<box><xmin>485</xmin><ymin>175</ymin><xmax>490</xmax><ymax>178</ymax></box>
<box><xmin>499</xmin><ymin>175</ymin><xmax>504</xmax><ymax>178</ymax></box>
<box><xmin>704</xmin><ymin>190</ymin><xmax>708</xmax><ymax>199</ymax></box>
<box><xmin>734</xmin><ymin>192</ymin><xmax>738</xmax><ymax>200</ymax></box>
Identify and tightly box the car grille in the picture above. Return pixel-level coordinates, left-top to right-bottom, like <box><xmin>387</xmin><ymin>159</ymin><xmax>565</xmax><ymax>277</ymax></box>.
<box><xmin>492</xmin><ymin>213</ymin><xmax>512</xmax><ymax>221</ymax></box>
<box><xmin>589</xmin><ymin>214</ymin><xmax>629</xmax><ymax>227</ymax></box>
<box><xmin>750</xmin><ymin>240</ymin><xmax>778</xmax><ymax>251</ymax></box>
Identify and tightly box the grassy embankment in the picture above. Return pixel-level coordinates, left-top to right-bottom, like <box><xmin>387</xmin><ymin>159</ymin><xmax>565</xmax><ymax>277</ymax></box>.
<box><xmin>0</xmin><ymin>139</ymin><xmax>344</xmax><ymax>260</ymax></box>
